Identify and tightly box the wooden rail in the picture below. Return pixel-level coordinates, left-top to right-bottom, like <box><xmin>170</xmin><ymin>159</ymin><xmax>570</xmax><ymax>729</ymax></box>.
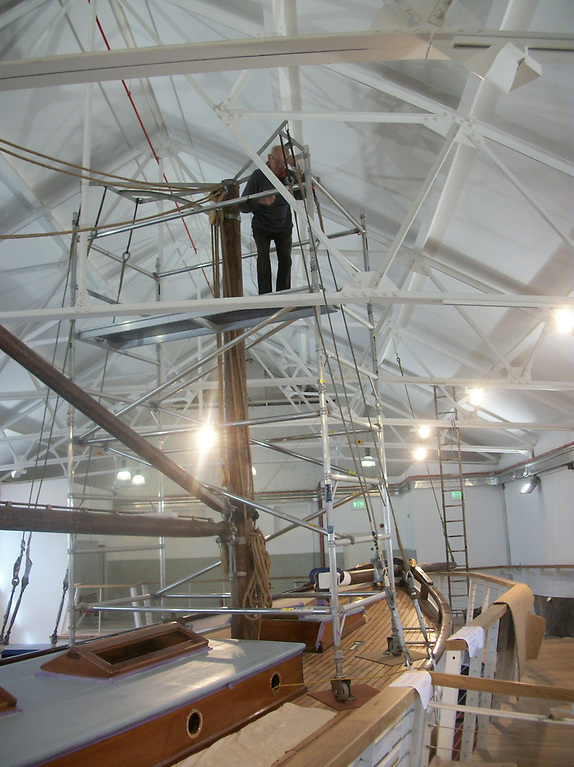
<box><xmin>275</xmin><ymin>687</ymin><xmax>421</xmax><ymax>767</ymax></box>
<box><xmin>444</xmin><ymin>602</ymin><xmax>508</xmax><ymax>650</ymax></box>
<box><xmin>430</xmin><ymin>671</ymin><xmax>574</xmax><ymax>703</ymax></box>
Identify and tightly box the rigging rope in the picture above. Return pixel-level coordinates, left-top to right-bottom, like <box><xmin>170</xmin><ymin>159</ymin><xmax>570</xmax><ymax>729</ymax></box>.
<box><xmin>0</xmin><ymin>533</ymin><xmax>33</xmax><ymax>646</ymax></box>
<box><xmin>287</xmin><ymin>166</ymin><xmax>422</xmax><ymax>663</ymax></box>
<box><xmin>294</xmin><ymin>162</ymin><xmax>381</xmax><ymax>534</ymax></box>
<box><xmin>91</xmin><ymin>2</ymin><xmax>202</xmax><ymax>257</ymax></box>
<box><xmin>50</xmin><ymin>568</ymin><xmax>69</xmax><ymax>647</ymax></box>
<box><xmin>0</xmin><ymin>235</ymin><xmax>80</xmax><ymax>645</ymax></box>
<box><xmin>242</xmin><ymin>528</ymin><xmax>273</xmax><ymax>612</ymax></box>
<box><xmin>0</xmin><ymin>136</ymin><xmax>211</xmax><ymax>192</ymax></box>
<box><xmin>0</xmin><ymin>199</ymin><xmax>197</xmax><ymax>240</ymax></box>
<box><xmin>1</xmin><ymin>225</ymin><xmax>85</xmax><ymax>644</ymax></box>
<box><xmin>283</xmin><ymin>129</ymin><xmax>313</xmax><ymax>290</ymax></box>
<box><xmin>0</xmin><ymin>534</ymin><xmax>26</xmax><ymax>645</ymax></box>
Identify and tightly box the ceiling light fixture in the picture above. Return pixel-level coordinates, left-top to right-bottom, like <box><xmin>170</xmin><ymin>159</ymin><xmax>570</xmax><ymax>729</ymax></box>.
<box><xmin>520</xmin><ymin>474</ymin><xmax>541</xmax><ymax>494</ymax></box>
<box><xmin>417</xmin><ymin>425</ymin><xmax>431</xmax><ymax>440</ymax></box>
<box><xmin>467</xmin><ymin>387</ymin><xmax>485</xmax><ymax>407</ymax></box>
<box><xmin>413</xmin><ymin>446</ymin><xmax>427</xmax><ymax>462</ymax></box>
<box><xmin>554</xmin><ymin>308</ymin><xmax>574</xmax><ymax>334</ymax></box>
<box><xmin>361</xmin><ymin>451</ymin><xmax>376</xmax><ymax>468</ymax></box>
<box><xmin>132</xmin><ymin>468</ymin><xmax>146</xmax><ymax>486</ymax></box>
<box><xmin>197</xmin><ymin>423</ymin><xmax>217</xmax><ymax>449</ymax></box>
<box><xmin>116</xmin><ymin>460</ymin><xmax>132</xmax><ymax>481</ymax></box>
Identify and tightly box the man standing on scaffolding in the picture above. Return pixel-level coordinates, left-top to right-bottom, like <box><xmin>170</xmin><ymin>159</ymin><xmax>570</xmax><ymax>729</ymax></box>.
<box><xmin>239</xmin><ymin>145</ymin><xmax>302</xmax><ymax>294</ymax></box>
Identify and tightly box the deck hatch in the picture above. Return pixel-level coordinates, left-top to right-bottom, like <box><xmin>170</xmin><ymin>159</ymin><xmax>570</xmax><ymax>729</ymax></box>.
<box><xmin>40</xmin><ymin>622</ymin><xmax>209</xmax><ymax>679</ymax></box>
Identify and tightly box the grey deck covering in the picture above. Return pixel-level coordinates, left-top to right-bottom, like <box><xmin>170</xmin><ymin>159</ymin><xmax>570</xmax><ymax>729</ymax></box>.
<box><xmin>0</xmin><ymin>638</ymin><xmax>304</xmax><ymax>767</ymax></box>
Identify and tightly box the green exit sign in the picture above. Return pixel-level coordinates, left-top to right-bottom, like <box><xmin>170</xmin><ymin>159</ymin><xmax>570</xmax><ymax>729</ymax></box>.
<box><xmin>353</xmin><ymin>499</ymin><xmax>365</xmax><ymax>509</ymax></box>
<box><xmin>451</xmin><ymin>490</ymin><xmax>463</xmax><ymax>500</ymax></box>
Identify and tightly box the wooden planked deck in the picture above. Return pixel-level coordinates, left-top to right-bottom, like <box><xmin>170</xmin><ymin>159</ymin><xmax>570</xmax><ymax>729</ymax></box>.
<box><xmin>295</xmin><ymin>588</ymin><xmax>434</xmax><ymax>708</ymax></box>
<box><xmin>273</xmin><ymin>587</ymin><xmax>434</xmax><ymax>767</ymax></box>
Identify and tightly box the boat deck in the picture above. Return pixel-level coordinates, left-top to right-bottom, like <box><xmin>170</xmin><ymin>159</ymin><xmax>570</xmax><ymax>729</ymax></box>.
<box><xmin>0</xmin><ymin>637</ymin><xmax>307</xmax><ymax>767</ymax></box>
<box><xmin>282</xmin><ymin>634</ymin><xmax>574</xmax><ymax>767</ymax></box>
<box><xmin>0</xmin><ymin>585</ymin><xmax>438</xmax><ymax>767</ymax></box>
<box><xmin>177</xmin><ymin>584</ymin><xmax>435</xmax><ymax>767</ymax></box>
<box><xmin>298</xmin><ymin>586</ymin><xmax>433</xmax><ymax>709</ymax></box>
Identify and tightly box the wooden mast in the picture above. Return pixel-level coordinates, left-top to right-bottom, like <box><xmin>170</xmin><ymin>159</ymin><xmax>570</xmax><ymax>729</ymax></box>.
<box><xmin>220</xmin><ymin>181</ymin><xmax>260</xmax><ymax>640</ymax></box>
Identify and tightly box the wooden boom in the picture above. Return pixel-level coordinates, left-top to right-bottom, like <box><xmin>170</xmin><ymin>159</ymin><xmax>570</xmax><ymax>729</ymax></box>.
<box><xmin>0</xmin><ymin>323</ymin><xmax>229</xmax><ymax>522</ymax></box>
<box><xmin>0</xmin><ymin>501</ymin><xmax>226</xmax><ymax>538</ymax></box>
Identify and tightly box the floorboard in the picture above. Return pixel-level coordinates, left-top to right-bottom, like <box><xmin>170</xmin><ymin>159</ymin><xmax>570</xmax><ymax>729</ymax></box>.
<box><xmin>472</xmin><ymin>637</ymin><xmax>574</xmax><ymax>767</ymax></box>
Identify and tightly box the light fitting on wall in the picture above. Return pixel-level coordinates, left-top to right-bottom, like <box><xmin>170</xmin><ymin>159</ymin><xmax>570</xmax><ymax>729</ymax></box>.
<box><xmin>521</xmin><ymin>474</ymin><xmax>541</xmax><ymax>494</ymax></box>
<box><xmin>116</xmin><ymin>460</ymin><xmax>132</xmax><ymax>481</ymax></box>
<box><xmin>361</xmin><ymin>451</ymin><xmax>376</xmax><ymax>468</ymax></box>
<box><xmin>464</xmin><ymin>42</ymin><xmax>542</xmax><ymax>93</ymax></box>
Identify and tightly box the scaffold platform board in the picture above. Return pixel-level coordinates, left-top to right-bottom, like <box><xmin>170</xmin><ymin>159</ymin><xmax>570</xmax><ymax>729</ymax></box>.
<box><xmin>78</xmin><ymin>305</ymin><xmax>334</xmax><ymax>349</ymax></box>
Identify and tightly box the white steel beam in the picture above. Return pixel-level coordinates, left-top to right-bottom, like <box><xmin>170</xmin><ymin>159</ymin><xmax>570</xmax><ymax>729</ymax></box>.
<box><xmin>369</xmin><ymin>124</ymin><xmax>460</xmax><ymax>286</ymax></box>
<box><xmin>0</xmin><ymin>30</ymin><xmax>452</xmax><ymax>90</ymax></box>
<box><xmin>272</xmin><ymin>0</ymin><xmax>304</xmax><ymax>145</ymax></box>
<box><xmin>0</xmin><ymin>289</ymin><xmax>572</xmax><ymax>323</ymax></box>
<box><xmin>471</xmin><ymin>135</ymin><xmax>574</xmax><ymax>250</ymax></box>
<box><xmin>327</xmin><ymin>63</ymin><xmax>574</xmax><ymax>178</ymax></box>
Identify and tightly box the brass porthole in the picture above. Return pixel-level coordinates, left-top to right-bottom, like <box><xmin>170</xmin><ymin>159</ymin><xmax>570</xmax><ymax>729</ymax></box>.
<box><xmin>186</xmin><ymin>709</ymin><xmax>203</xmax><ymax>739</ymax></box>
<box><xmin>270</xmin><ymin>672</ymin><xmax>281</xmax><ymax>694</ymax></box>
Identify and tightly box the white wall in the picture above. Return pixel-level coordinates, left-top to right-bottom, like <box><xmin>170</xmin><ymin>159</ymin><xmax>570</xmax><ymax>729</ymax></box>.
<box><xmin>502</xmin><ymin>467</ymin><xmax>574</xmax><ymax>567</ymax></box>
<box><xmin>391</xmin><ymin>484</ymin><xmax>509</xmax><ymax>568</ymax></box>
<box><xmin>0</xmin><ymin>479</ymin><xmax>69</xmax><ymax>646</ymax></box>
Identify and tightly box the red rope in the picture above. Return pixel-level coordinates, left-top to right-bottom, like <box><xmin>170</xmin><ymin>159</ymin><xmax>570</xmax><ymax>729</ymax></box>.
<box><xmin>88</xmin><ymin>1</ymin><xmax>216</xmax><ymax>293</ymax></box>
<box><xmin>92</xmin><ymin>10</ymin><xmax>160</xmax><ymax>165</ymax></box>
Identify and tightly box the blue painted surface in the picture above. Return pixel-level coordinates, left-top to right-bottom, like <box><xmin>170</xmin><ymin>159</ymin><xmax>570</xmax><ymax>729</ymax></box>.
<box><xmin>0</xmin><ymin>638</ymin><xmax>304</xmax><ymax>767</ymax></box>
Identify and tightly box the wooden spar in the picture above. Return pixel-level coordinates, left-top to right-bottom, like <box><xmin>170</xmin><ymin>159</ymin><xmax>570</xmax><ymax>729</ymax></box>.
<box><xmin>0</xmin><ymin>323</ymin><xmax>229</xmax><ymax>520</ymax></box>
<box><xmin>0</xmin><ymin>502</ymin><xmax>226</xmax><ymax>538</ymax></box>
<box><xmin>220</xmin><ymin>181</ymin><xmax>259</xmax><ymax>640</ymax></box>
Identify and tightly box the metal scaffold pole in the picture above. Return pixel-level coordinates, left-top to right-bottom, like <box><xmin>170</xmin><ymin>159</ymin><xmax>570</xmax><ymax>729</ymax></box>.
<box><xmin>300</xmin><ymin>144</ymin><xmax>351</xmax><ymax>700</ymax></box>
<box><xmin>67</xmin><ymin>217</ymin><xmax>79</xmax><ymax>648</ymax></box>
<box><xmin>361</xmin><ymin>210</ymin><xmax>413</xmax><ymax>667</ymax></box>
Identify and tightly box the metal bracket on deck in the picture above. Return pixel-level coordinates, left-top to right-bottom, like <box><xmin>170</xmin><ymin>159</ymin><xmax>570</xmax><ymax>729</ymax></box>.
<box><xmin>330</xmin><ymin>676</ymin><xmax>357</xmax><ymax>702</ymax></box>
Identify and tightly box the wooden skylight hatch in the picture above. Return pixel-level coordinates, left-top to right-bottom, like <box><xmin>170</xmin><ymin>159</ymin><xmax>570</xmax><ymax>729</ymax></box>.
<box><xmin>40</xmin><ymin>622</ymin><xmax>209</xmax><ymax>679</ymax></box>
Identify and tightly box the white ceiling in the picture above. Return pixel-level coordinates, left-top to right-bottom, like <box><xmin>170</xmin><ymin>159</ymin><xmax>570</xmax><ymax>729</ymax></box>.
<box><xmin>0</xmin><ymin>0</ymin><xmax>572</xmax><ymax>494</ymax></box>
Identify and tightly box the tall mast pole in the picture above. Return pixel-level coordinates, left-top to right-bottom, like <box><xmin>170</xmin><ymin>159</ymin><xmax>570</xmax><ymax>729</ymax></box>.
<box><xmin>220</xmin><ymin>181</ymin><xmax>259</xmax><ymax>640</ymax></box>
